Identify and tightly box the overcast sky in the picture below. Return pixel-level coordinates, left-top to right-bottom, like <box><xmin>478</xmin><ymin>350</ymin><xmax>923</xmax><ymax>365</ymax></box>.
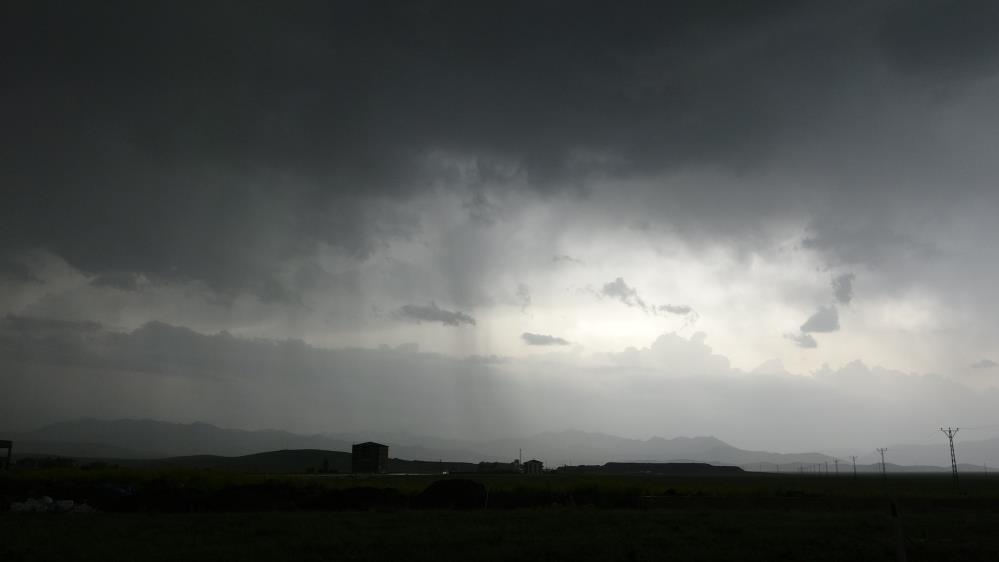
<box><xmin>2</xmin><ymin>1</ymin><xmax>999</xmax><ymax>452</ymax></box>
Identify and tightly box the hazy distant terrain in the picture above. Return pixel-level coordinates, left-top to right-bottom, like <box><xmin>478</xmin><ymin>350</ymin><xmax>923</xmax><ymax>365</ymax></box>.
<box><xmin>9</xmin><ymin>418</ymin><xmax>997</xmax><ymax>471</ymax></box>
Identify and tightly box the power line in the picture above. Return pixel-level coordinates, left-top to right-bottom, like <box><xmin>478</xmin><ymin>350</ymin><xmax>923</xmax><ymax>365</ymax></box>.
<box><xmin>940</xmin><ymin>427</ymin><xmax>959</xmax><ymax>488</ymax></box>
<box><xmin>952</xmin><ymin>424</ymin><xmax>999</xmax><ymax>431</ymax></box>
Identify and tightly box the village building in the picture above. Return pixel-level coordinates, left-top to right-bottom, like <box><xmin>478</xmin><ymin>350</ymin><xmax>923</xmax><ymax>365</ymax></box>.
<box><xmin>523</xmin><ymin>459</ymin><xmax>544</xmax><ymax>474</ymax></box>
<box><xmin>351</xmin><ymin>442</ymin><xmax>389</xmax><ymax>474</ymax></box>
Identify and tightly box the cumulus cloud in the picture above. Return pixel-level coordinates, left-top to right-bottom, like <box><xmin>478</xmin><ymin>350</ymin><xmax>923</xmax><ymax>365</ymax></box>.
<box><xmin>521</xmin><ymin>332</ymin><xmax>570</xmax><ymax>346</ymax></box>
<box><xmin>971</xmin><ymin>358</ymin><xmax>997</xmax><ymax>369</ymax></box>
<box><xmin>784</xmin><ymin>332</ymin><xmax>818</xmax><ymax>349</ymax></box>
<box><xmin>393</xmin><ymin>303</ymin><xmax>476</xmax><ymax>327</ymax></box>
<box><xmin>601</xmin><ymin>277</ymin><xmax>647</xmax><ymax>310</ymax></box>
<box><xmin>608</xmin><ymin>332</ymin><xmax>732</xmax><ymax>375</ymax></box>
<box><xmin>831</xmin><ymin>273</ymin><xmax>855</xmax><ymax>305</ymax></box>
<box><xmin>800</xmin><ymin>306</ymin><xmax>840</xmax><ymax>333</ymax></box>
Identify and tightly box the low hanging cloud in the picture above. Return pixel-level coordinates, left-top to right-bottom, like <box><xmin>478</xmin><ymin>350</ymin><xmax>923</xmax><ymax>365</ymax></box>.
<box><xmin>800</xmin><ymin>305</ymin><xmax>840</xmax><ymax>333</ymax></box>
<box><xmin>521</xmin><ymin>332</ymin><xmax>570</xmax><ymax>346</ymax></box>
<box><xmin>832</xmin><ymin>273</ymin><xmax>856</xmax><ymax>305</ymax></box>
<box><xmin>394</xmin><ymin>303</ymin><xmax>476</xmax><ymax>327</ymax></box>
<box><xmin>784</xmin><ymin>332</ymin><xmax>818</xmax><ymax>349</ymax></box>
<box><xmin>601</xmin><ymin>277</ymin><xmax>647</xmax><ymax>311</ymax></box>
<box><xmin>658</xmin><ymin>304</ymin><xmax>693</xmax><ymax>315</ymax></box>
<box><xmin>971</xmin><ymin>358</ymin><xmax>997</xmax><ymax>369</ymax></box>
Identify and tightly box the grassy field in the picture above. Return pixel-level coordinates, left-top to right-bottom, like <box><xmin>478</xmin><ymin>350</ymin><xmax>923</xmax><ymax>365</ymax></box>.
<box><xmin>2</xmin><ymin>470</ymin><xmax>999</xmax><ymax>560</ymax></box>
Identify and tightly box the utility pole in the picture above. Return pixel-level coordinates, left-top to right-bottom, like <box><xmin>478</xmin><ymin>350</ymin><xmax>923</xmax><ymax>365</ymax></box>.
<box><xmin>940</xmin><ymin>427</ymin><xmax>959</xmax><ymax>487</ymax></box>
<box><xmin>834</xmin><ymin>459</ymin><xmax>839</xmax><ymax>475</ymax></box>
<box><xmin>825</xmin><ymin>461</ymin><xmax>829</xmax><ymax>475</ymax></box>
<box><xmin>877</xmin><ymin>448</ymin><xmax>888</xmax><ymax>481</ymax></box>
<box><xmin>850</xmin><ymin>455</ymin><xmax>857</xmax><ymax>477</ymax></box>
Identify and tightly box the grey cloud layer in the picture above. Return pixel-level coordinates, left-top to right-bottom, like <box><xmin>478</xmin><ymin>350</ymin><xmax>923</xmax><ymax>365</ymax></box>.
<box><xmin>2</xmin><ymin>316</ymin><xmax>994</xmax><ymax>451</ymax></box>
<box><xmin>5</xmin><ymin>1</ymin><xmax>999</xmax><ymax>296</ymax></box>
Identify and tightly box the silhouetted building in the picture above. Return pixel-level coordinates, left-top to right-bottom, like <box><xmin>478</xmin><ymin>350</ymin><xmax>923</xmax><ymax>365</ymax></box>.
<box><xmin>523</xmin><ymin>459</ymin><xmax>543</xmax><ymax>474</ymax></box>
<box><xmin>351</xmin><ymin>442</ymin><xmax>389</xmax><ymax>474</ymax></box>
<box><xmin>477</xmin><ymin>460</ymin><xmax>521</xmax><ymax>473</ymax></box>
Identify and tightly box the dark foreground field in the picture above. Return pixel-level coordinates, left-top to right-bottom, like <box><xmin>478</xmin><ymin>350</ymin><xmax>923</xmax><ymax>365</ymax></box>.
<box><xmin>3</xmin><ymin>470</ymin><xmax>999</xmax><ymax>561</ymax></box>
<box><xmin>4</xmin><ymin>508</ymin><xmax>999</xmax><ymax>561</ymax></box>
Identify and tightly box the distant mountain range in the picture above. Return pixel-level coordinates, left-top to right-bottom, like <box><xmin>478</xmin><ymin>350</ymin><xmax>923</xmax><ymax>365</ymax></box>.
<box><xmin>7</xmin><ymin>418</ymin><xmax>997</xmax><ymax>471</ymax></box>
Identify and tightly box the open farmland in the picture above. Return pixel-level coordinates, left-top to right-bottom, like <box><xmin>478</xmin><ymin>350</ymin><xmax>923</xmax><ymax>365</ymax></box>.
<box><xmin>3</xmin><ymin>469</ymin><xmax>999</xmax><ymax>561</ymax></box>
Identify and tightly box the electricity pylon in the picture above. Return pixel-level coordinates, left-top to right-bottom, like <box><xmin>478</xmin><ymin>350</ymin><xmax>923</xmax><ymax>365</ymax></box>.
<box><xmin>877</xmin><ymin>448</ymin><xmax>888</xmax><ymax>480</ymax></box>
<box><xmin>940</xmin><ymin>427</ymin><xmax>959</xmax><ymax>487</ymax></box>
<box><xmin>834</xmin><ymin>459</ymin><xmax>839</xmax><ymax>475</ymax></box>
<box><xmin>850</xmin><ymin>455</ymin><xmax>857</xmax><ymax>477</ymax></box>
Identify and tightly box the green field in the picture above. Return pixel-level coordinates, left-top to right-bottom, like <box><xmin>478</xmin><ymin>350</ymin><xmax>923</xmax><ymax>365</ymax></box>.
<box><xmin>2</xmin><ymin>470</ymin><xmax>999</xmax><ymax>561</ymax></box>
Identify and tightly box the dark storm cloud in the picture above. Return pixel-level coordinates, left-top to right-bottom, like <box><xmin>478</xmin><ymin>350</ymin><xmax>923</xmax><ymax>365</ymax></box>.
<box><xmin>394</xmin><ymin>303</ymin><xmax>476</xmax><ymax>327</ymax></box>
<box><xmin>877</xmin><ymin>0</ymin><xmax>999</xmax><ymax>81</ymax></box>
<box><xmin>4</xmin><ymin>0</ymin><xmax>999</xmax><ymax>297</ymax></box>
<box><xmin>831</xmin><ymin>273</ymin><xmax>855</xmax><ymax>305</ymax></box>
<box><xmin>971</xmin><ymin>358</ymin><xmax>997</xmax><ymax>370</ymax></box>
<box><xmin>90</xmin><ymin>272</ymin><xmax>147</xmax><ymax>292</ymax></box>
<box><xmin>521</xmin><ymin>333</ymin><xmax>570</xmax><ymax>346</ymax></box>
<box><xmin>784</xmin><ymin>332</ymin><xmax>818</xmax><ymax>349</ymax></box>
<box><xmin>800</xmin><ymin>306</ymin><xmax>839</xmax><ymax>333</ymax></box>
<box><xmin>0</xmin><ymin>257</ymin><xmax>40</xmax><ymax>283</ymax></box>
<box><xmin>601</xmin><ymin>278</ymin><xmax>647</xmax><ymax>311</ymax></box>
